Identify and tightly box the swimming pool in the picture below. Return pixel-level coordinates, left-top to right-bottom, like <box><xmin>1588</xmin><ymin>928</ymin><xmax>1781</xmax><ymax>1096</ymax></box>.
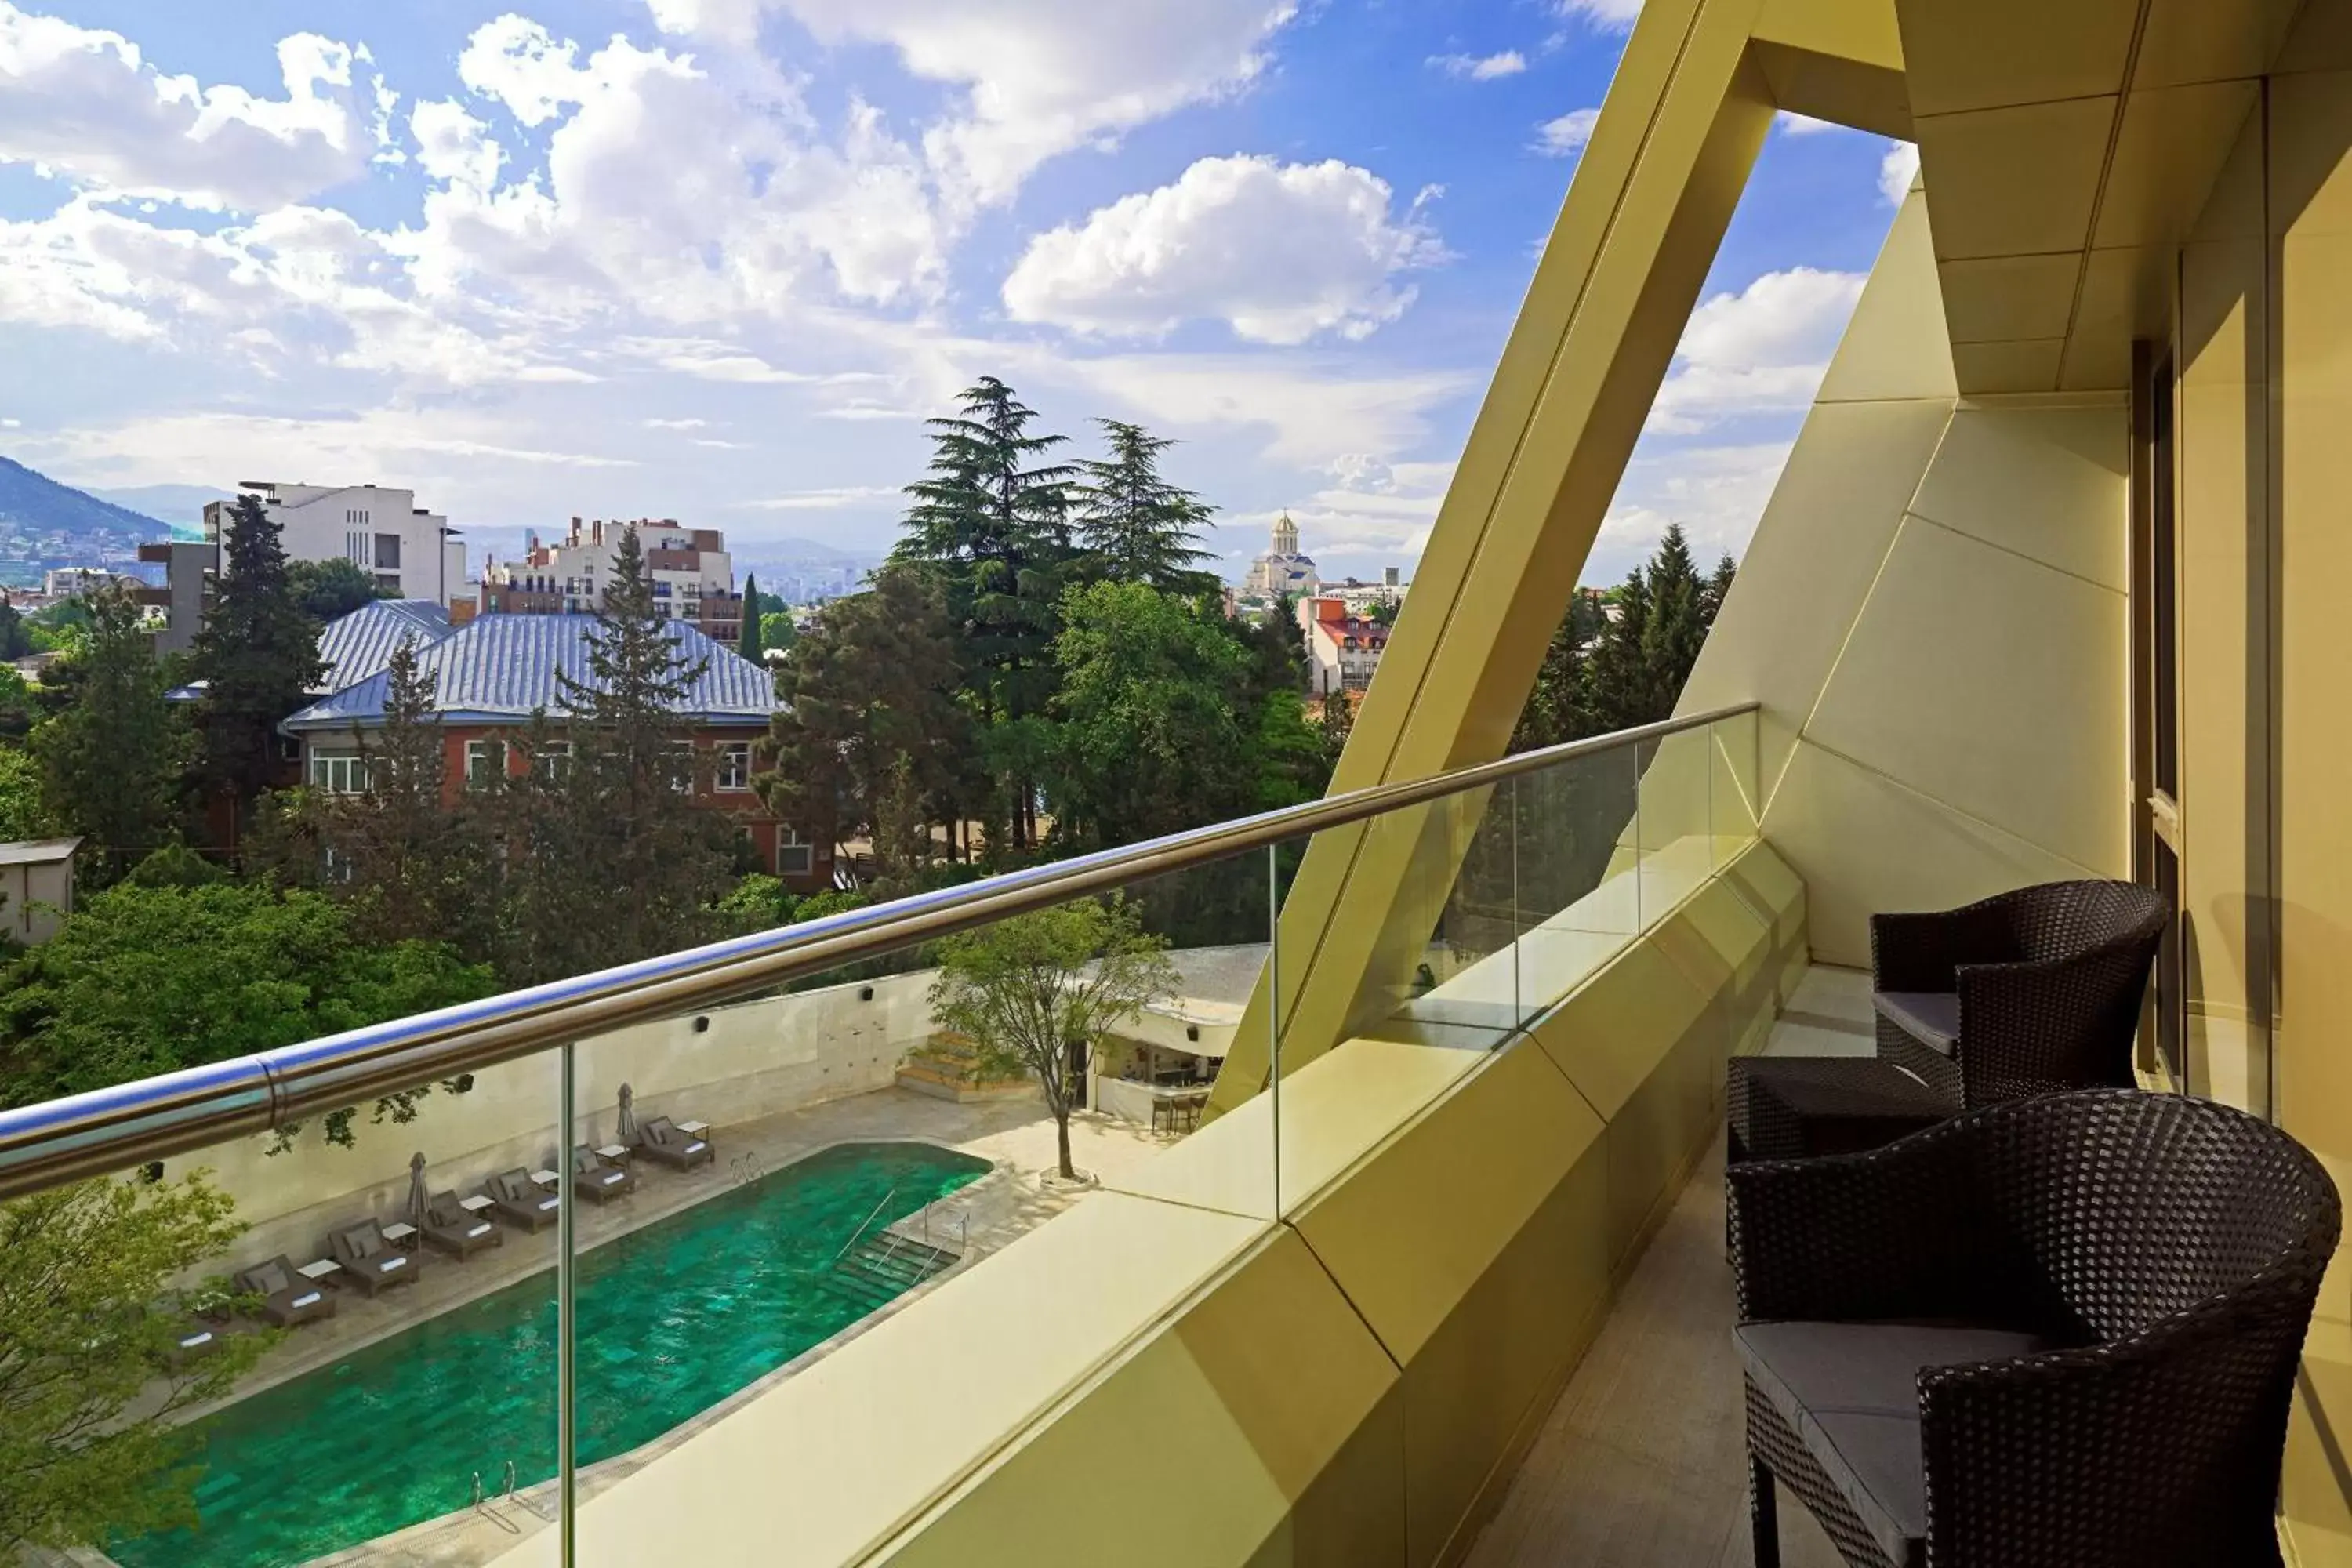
<box><xmin>112</xmin><ymin>1140</ymin><xmax>990</xmax><ymax>1568</ymax></box>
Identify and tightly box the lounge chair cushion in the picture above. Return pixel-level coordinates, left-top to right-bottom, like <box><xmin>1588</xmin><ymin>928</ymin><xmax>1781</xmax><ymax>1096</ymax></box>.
<box><xmin>290</xmin><ymin>1290</ymin><xmax>323</xmax><ymax>1310</ymax></box>
<box><xmin>245</xmin><ymin>1261</ymin><xmax>292</xmax><ymax>1295</ymax></box>
<box><xmin>536</xmin><ymin>1195</ymin><xmax>558</xmax><ymax>1211</ymax></box>
<box><xmin>1873</xmin><ymin>990</ymin><xmax>1961</xmax><ymax>1055</ymax></box>
<box><xmin>466</xmin><ymin>1221</ymin><xmax>493</xmax><ymax>1239</ymax></box>
<box><xmin>1737</xmin><ymin>1321</ymin><xmax>2056</xmax><ymax>1567</ymax></box>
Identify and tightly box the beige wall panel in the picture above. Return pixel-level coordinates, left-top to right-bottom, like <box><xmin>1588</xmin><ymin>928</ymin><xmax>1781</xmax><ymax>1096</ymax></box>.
<box><xmin>1289</xmin><ymin>1040</ymin><xmax>1606</xmax><ymax>1366</ymax></box>
<box><xmin>2270</xmin><ymin>60</ymin><xmax>2352</xmax><ymax>1557</ymax></box>
<box><xmin>1656</xmin><ymin>877</ymin><xmax>1772</xmax><ymax>1000</ymax></box>
<box><xmin>1938</xmin><ymin>253</ymin><xmax>2080</xmax><ymax>343</ymax></box>
<box><xmin>2275</xmin><ymin>0</ymin><xmax>2352</xmax><ymax>77</ymax></box>
<box><xmin>1907</xmin><ymin>401</ymin><xmax>2131</xmax><ymax>588</ymax></box>
<box><xmin>1528</xmin><ymin>936</ymin><xmax>1710</xmax><ymax>1122</ymax></box>
<box><xmin>1949</xmin><ymin>338</ymin><xmax>2065</xmax><ymax>393</ymax></box>
<box><xmin>1399</xmin><ymin>1144</ymin><xmax>1616</xmax><ymax>1568</ymax></box>
<box><xmin>1677</xmin><ymin>399</ymin><xmax>1951</xmax><ymax>797</ymax></box>
<box><xmin>2093</xmin><ymin>82</ymin><xmax>2262</xmax><ymax>249</ymax></box>
<box><xmin>2060</xmin><ymin>247</ymin><xmax>2166</xmax><ymax>390</ymax></box>
<box><xmin>1914</xmin><ymin>96</ymin><xmax>2116</xmax><ymax>259</ymax></box>
<box><xmin>1816</xmin><ymin>191</ymin><xmax>1960</xmax><ymax>402</ymax></box>
<box><xmin>1766</xmin><ymin>739</ymin><xmax>2107</xmax><ymax>964</ymax></box>
<box><xmin>1719</xmin><ymin>834</ymin><xmax>1812</xmax><ymax>953</ymax></box>
<box><xmin>875</xmin><ymin>1229</ymin><xmax>1404</xmax><ymax>1568</ymax></box>
<box><xmin>1602</xmin><ymin>1017</ymin><xmax>1726</xmax><ymax>1267</ymax></box>
<box><xmin>1803</xmin><ymin>515</ymin><xmax>2128</xmax><ymax>871</ymax></box>
<box><xmin>1893</xmin><ymin>0</ymin><xmax>2136</xmax><ymax>116</ymax></box>
<box><xmin>2134</xmin><ymin>0</ymin><xmax>2304</xmax><ymax>89</ymax></box>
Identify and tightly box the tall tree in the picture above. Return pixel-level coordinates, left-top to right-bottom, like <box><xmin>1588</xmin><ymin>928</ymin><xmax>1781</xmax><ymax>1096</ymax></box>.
<box><xmin>738</xmin><ymin>572</ymin><xmax>763</xmax><ymax>663</ymax></box>
<box><xmin>894</xmin><ymin>377</ymin><xmax>1076</xmax><ymax>850</ymax></box>
<box><xmin>1702</xmin><ymin>550</ymin><xmax>1738</xmax><ymax>623</ymax></box>
<box><xmin>0</xmin><ymin>598</ymin><xmax>31</xmax><ymax>661</ymax></box>
<box><xmin>550</xmin><ymin>528</ymin><xmax>737</xmax><ymax>972</ymax></box>
<box><xmin>1639</xmin><ymin>523</ymin><xmax>1709</xmax><ymax>717</ymax></box>
<box><xmin>0</xmin><ymin>1172</ymin><xmax>265</xmax><ymax>1555</ymax></box>
<box><xmin>285</xmin><ymin>557</ymin><xmax>393</xmax><ymax>622</ymax></box>
<box><xmin>1071</xmin><ymin>420</ymin><xmax>1220</xmax><ymax>596</ymax></box>
<box><xmin>330</xmin><ymin>639</ymin><xmax>489</xmax><ymax>953</ymax></box>
<box><xmin>193</xmin><ymin>495</ymin><xmax>325</xmax><ymax>812</ymax></box>
<box><xmin>760</xmin><ymin>565</ymin><xmax>966</xmax><ymax>869</ymax></box>
<box><xmin>29</xmin><ymin>585</ymin><xmax>194</xmax><ymax>877</ymax></box>
<box><xmin>927</xmin><ymin>897</ymin><xmax>1177</xmax><ymax>1180</ymax></box>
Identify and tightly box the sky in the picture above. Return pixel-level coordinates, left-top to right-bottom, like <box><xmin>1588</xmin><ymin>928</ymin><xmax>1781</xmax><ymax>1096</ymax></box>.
<box><xmin>0</xmin><ymin>0</ymin><xmax>1918</xmax><ymax>586</ymax></box>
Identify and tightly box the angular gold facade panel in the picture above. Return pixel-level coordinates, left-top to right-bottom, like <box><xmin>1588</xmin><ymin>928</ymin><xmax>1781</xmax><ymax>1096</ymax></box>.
<box><xmin>2059</xmin><ymin>247</ymin><xmax>2166</xmax><ymax>390</ymax></box>
<box><xmin>1528</xmin><ymin>937</ymin><xmax>1710</xmax><ymax>1123</ymax></box>
<box><xmin>1938</xmin><ymin>252</ymin><xmax>2081</xmax><ymax>343</ymax></box>
<box><xmin>1765</xmin><ymin>739</ymin><xmax>2110</xmax><ymax>965</ymax></box>
<box><xmin>2093</xmin><ymin>82</ymin><xmax>2263</xmax><ymax>249</ymax></box>
<box><xmin>1914</xmin><ymin>96</ymin><xmax>2115</xmax><ymax>259</ymax></box>
<box><xmin>2275</xmin><ymin>0</ymin><xmax>2352</xmax><ymax>77</ymax></box>
<box><xmin>2135</xmin><ymin>0</ymin><xmax>2306</xmax><ymax>89</ymax></box>
<box><xmin>1950</xmin><ymin>337</ymin><xmax>2066</xmax><ymax>392</ymax></box>
<box><xmin>1906</xmin><ymin>401</ymin><xmax>2131</xmax><ymax>587</ymax></box>
<box><xmin>1805</xmin><ymin>514</ymin><xmax>2128</xmax><ymax>872</ymax></box>
<box><xmin>1894</xmin><ymin>0</ymin><xmax>2136</xmax><ymax>116</ymax></box>
<box><xmin>1816</xmin><ymin>190</ymin><xmax>1959</xmax><ymax>402</ymax></box>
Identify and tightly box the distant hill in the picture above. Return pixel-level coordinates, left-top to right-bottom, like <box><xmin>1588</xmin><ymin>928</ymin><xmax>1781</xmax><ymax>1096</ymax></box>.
<box><xmin>0</xmin><ymin>456</ymin><xmax>174</xmax><ymax>589</ymax></box>
<box><xmin>88</xmin><ymin>482</ymin><xmax>232</xmax><ymax>534</ymax></box>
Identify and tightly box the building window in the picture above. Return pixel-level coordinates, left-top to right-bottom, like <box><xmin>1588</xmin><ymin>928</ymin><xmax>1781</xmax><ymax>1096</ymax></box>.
<box><xmin>308</xmin><ymin>751</ymin><xmax>368</xmax><ymax>794</ymax></box>
<box><xmin>375</xmin><ymin>534</ymin><xmax>401</xmax><ymax>570</ymax></box>
<box><xmin>535</xmin><ymin>741</ymin><xmax>572</xmax><ymax>782</ymax></box>
<box><xmin>466</xmin><ymin>739</ymin><xmax>508</xmax><ymax>787</ymax></box>
<box><xmin>669</xmin><ymin>739</ymin><xmax>696</xmax><ymax>793</ymax></box>
<box><xmin>716</xmin><ymin>742</ymin><xmax>752</xmax><ymax>792</ymax></box>
<box><xmin>777</xmin><ymin>831</ymin><xmax>813</xmax><ymax>877</ymax></box>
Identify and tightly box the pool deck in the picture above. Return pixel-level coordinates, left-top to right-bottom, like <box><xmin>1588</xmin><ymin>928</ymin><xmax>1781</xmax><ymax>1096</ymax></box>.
<box><xmin>107</xmin><ymin>1087</ymin><xmax>1175</xmax><ymax>1568</ymax></box>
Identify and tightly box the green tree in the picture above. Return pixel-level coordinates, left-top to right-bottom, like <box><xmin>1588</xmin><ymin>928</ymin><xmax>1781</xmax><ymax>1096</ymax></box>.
<box><xmin>0</xmin><ymin>882</ymin><xmax>493</xmax><ymax>1116</ymax></box>
<box><xmin>0</xmin><ymin>1171</ymin><xmax>265</xmax><ymax>1555</ymax></box>
<box><xmin>758</xmin><ymin>611</ymin><xmax>797</xmax><ymax>654</ymax></box>
<box><xmin>894</xmin><ymin>377</ymin><xmax>1076</xmax><ymax>850</ymax></box>
<box><xmin>1071</xmin><ymin>420</ymin><xmax>1219</xmax><ymax>595</ymax></box>
<box><xmin>760</xmin><ymin>565</ymin><xmax>966</xmax><ymax>869</ymax></box>
<box><xmin>193</xmin><ymin>495</ymin><xmax>325</xmax><ymax>811</ymax></box>
<box><xmin>118</xmin><ymin>841</ymin><xmax>226</xmax><ymax>887</ymax></box>
<box><xmin>927</xmin><ymin>897</ymin><xmax>1178</xmax><ymax>1179</ymax></box>
<box><xmin>546</xmin><ymin>528</ymin><xmax>739</xmax><ymax>975</ymax></box>
<box><xmin>285</xmin><ymin>557</ymin><xmax>393</xmax><ymax>622</ymax></box>
<box><xmin>1638</xmin><ymin>523</ymin><xmax>1709</xmax><ymax>717</ymax></box>
<box><xmin>0</xmin><ymin>667</ymin><xmax>35</xmax><ymax>742</ymax></box>
<box><xmin>1702</xmin><ymin>550</ymin><xmax>1737</xmax><ymax>623</ymax></box>
<box><xmin>0</xmin><ymin>746</ymin><xmax>49</xmax><ymax>840</ymax></box>
<box><xmin>0</xmin><ymin>598</ymin><xmax>31</xmax><ymax>660</ymax></box>
<box><xmin>738</xmin><ymin>572</ymin><xmax>763</xmax><ymax>662</ymax></box>
<box><xmin>29</xmin><ymin>585</ymin><xmax>194</xmax><ymax>877</ymax></box>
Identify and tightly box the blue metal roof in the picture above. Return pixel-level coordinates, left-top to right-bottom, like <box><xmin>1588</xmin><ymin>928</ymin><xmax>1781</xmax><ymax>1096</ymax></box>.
<box><xmin>314</xmin><ymin>600</ymin><xmax>455</xmax><ymax>693</ymax></box>
<box><xmin>283</xmin><ymin>614</ymin><xmax>779</xmax><ymax>732</ymax></box>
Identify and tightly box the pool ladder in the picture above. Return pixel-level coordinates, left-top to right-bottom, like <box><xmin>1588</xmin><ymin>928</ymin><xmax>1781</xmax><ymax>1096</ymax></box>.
<box><xmin>730</xmin><ymin>1149</ymin><xmax>767</xmax><ymax>1186</ymax></box>
<box><xmin>470</xmin><ymin>1458</ymin><xmax>539</xmax><ymax>1534</ymax></box>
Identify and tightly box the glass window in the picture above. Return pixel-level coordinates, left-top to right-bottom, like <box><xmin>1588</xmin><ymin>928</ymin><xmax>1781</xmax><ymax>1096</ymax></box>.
<box><xmin>307</xmin><ymin>752</ymin><xmax>367</xmax><ymax>794</ymax></box>
<box><xmin>777</xmin><ymin>832</ymin><xmax>813</xmax><ymax>876</ymax></box>
<box><xmin>466</xmin><ymin>739</ymin><xmax>507</xmax><ymax>787</ymax></box>
<box><xmin>716</xmin><ymin>742</ymin><xmax>752</xmax><ymax>792</ymax></box>
<box><xmin>374</xmin><ymin>533</ymin><xmax>401</xmax><ymax>569</ymax></box>
<box><xmin>535</xmin><ymin>742</ymin><xmax>572</xmax><ymax>782</ymax></box>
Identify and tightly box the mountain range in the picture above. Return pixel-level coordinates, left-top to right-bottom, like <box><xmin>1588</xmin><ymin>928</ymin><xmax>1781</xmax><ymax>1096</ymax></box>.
<box><xmin>0</xmin><ymin>456</ymin><xmax>175</xmax><ymax>590</ymax></box>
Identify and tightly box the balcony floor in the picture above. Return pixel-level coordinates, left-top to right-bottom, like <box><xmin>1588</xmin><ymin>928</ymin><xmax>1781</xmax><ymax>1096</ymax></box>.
<box><xmin>1461</xmin><ymin>964</ymin><xmax>1875</xmax><ymax>1568</ymax></box>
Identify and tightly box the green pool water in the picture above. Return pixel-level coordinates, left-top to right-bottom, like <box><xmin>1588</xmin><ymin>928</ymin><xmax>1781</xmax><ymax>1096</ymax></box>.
<box><xmin>112</xmin><ymin>1140</ymin><xmax>989</xmax><ymax>1568</ymax></box>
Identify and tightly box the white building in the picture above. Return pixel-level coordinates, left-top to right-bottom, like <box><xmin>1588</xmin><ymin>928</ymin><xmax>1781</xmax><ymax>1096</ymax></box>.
<box><xmin>41</xmin><ymin>567</ymin><xmax>137</xmax><ymax>600</ymax></box>
<box><xmin>204</xmin><ymin>483</ymin><xmax>469</xmax><ymax>609</ymax></box>
<box><xmin>1241</xmin><ymin>511</ymin><xmax>1319</xmax><ymax>600</ymax></box>
<box><xmin>1298</xmin><ymin>594</ymin><xmax>1392</xmax><ymax>695</ymax></box>
<box><xmin>0</xmin><ymin>837</ymin><xmax>82</xmax><ymax>946</ymax></box>
<box><xmin>482</xmin><ymin>517</ymin><xmax>744</xmax><ymax>641</ymax></box>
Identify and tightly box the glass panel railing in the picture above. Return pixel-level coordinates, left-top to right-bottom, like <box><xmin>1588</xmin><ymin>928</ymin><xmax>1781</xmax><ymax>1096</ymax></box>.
<box><xmin>1638</xmin><ymin>724</ymin><xmax>1716</xmax><ymax>922</ymax></box>
<box><xmin>1708</xmin><ymin>706</ymin><xmax>1762</xmax><ymax>869</ymax></box>
<box><xmin>1506</xmin><ymin>737</ymin><xmax>1646</xmax><ymax>1026</ymax></box>
<box><xmin>66</xmin><ymin>1048</ymin><xmax>563</xmax><ymax>1568</ymax></box>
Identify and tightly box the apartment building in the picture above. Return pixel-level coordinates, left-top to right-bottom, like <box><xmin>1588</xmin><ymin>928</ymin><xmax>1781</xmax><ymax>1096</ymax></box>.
<box><xmin>481</xmin><ymin>517</ymin><xmax>744</xmax><ymax>643</ymax></box>
<box><xmin>1296</xmin><ymin>592</ymin><xmax>1392</xmax><ymax>694</ymax></box>
<box><xmin>202</xmin><ymin>481</ymin><xmax>469</xmax><ymax>608</ymax></box>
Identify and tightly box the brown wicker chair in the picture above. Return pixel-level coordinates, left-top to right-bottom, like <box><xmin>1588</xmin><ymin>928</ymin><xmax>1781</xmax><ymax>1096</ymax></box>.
<box><xmin>1871</xmin><ymin>879</ymin><xmax>2168</xmax><ymax>1107</ymax></box>
<box><xmin>1729</xmin><ymin>1089</ymin><xmax>2338</xmax><ymax>1568</ymax></box>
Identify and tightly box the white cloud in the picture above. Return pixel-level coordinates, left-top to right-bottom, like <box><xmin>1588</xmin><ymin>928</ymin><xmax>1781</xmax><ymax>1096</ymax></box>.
<box><xmin>1534</xmin><ymin>107</ymin><xmax>1599</xmax><ymax>157</ymax></box>
<box><xmin>1553</xmin><ymin>0</ymin><xmax>1643</xmax><ymax>31</ymax></box>
<box><xmin>409</xmin><ymin>99</ymin><xmax>502</xmax><ymax>192</ymax></box>
<box><xmin>0</xmin><ymin>5</ymin><xmax>376</xmax><ymax>209</ymax></box>
<box><xmin>1776</xmin><ymin>111</ymin><xmax>1842</xmax><ymax>136</ymax></box>
<box><xmin>644</xmin><ymin>416</ymin><xmax>710</xmax><ymax>430</ymax></box>
<box><xmin>1428</xmin><ymin>51</ymin><xmax>1526</xmax><ymax>81</ymax></box>
<box><xmin>1648</xmin><ymin>267</ymin><xmax>1864</xmax><ymax>435</ymax></box>
<box><xmin>747</xmin><ymin>0</ymin><xmax>1298</xmax><ymax>209</ymax></box>
<box><xmin>1599</xmin><ymin>441</ymin><xmax>1791</xmax><ymax>574</ymax></box>
<box><xmin>738</xmin><ymin>485</ymin><xmax>901</xmax><ymax>509</ymax></box>
<box><xmin>1879</xmin><ymin>140</ymin><xmax>1919</xmax><ymax>205</ymax></box>
<box><xmin>456</xmin><ymin>13</ymin><xmax>592</xmax><ymax>128</ymax></box>
<box><xmin>1002</xmin><ymin>155</ymin><xmax>1445</xmax><ymax>345</ymax></box>
<box><xmin>1328</xmin><ymin>453</ymin><xmax>1397</xmax><ymax>493</ymax></box>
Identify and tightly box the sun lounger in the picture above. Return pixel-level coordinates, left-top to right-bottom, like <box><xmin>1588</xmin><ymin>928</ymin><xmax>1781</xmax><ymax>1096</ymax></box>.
<box><xmin>165</xmin><ymin>1315</ymin><xmax>225</xmax><ymax>1368</ymax></box>
<box><xmin>233</xmin><ymin>1254</ymin><xmax>337</xmax><ymax>1327</ymax></box>
<box><xmin>572</xmin><ymin>1145</ymin><xmax>637</xmax><ymax>1202</ymax></box>
<box><xmin>421</xmin><ymin>1190</ymin><xmax>503</xmax><ymax>1258</ymax></box>
<box><xmin>633</xmin><ymin>1115</ymin><xmax>714</xmax><ymax>1171</ymax></box>
<box><xmin>330</xmin><ymin>1218</ymin><xmax>423</xmax><ymax>1296</ymax></box>
<box><xmin>485</xmin><ymin>1168</ymin><xmax>561</xmax><ymax>1231</ymax></box>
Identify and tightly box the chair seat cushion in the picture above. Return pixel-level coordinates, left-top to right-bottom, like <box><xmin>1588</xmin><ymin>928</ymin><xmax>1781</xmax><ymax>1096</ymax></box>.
<box><xmin>1875</xmin><ymin>990</ymin><xmax>1960</xmax><ymax>1054</ymax></box>
<box><xmin>1738</xmin><ymin>1320</ymin><xmax>2056</xmax><ymax>1566</ymax></box>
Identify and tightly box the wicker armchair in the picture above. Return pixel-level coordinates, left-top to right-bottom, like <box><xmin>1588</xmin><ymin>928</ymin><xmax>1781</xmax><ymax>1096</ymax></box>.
<box><xmin>1871</xmin><ymin>880</ymin><xmax>2167</xmax><ymax>1106</ymax></box>
<box><xmin>1729</xmin><ymin>1090</ymin><xmax>2338</xmax><ymax>1568</ymax></box>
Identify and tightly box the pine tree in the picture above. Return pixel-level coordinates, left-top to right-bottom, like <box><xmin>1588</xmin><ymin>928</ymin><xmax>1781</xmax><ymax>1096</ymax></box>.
<box><xmin>893</xmin><ymin>377</ymin><xmax>1076</xmax><ymax>850</ymax></box>
<box><xmin>29</xmin><ymin>585</ymin><xmax>194</xmax><ymax>879</ymax></box>
<box><xmin>1702</xmin><ymin>551</ymin><xmax>1737</xmax><ymax>624</ymax></box>
<box><xmin>334</xmin><ymin>638</ymin><xmax>490</xmax><ymax>953</ymax></box>
<box><xmin>193</xmin><ymin>495</ymin><xmax>325</xmax><ymax>813</ymax></box>
<box><xmin>1639</xmin><ymin>523</ymin><xmax>1709</xmax><ymax>717</ymax></box>
<box><xmin>739</xmin><ymin>572</ymin><xmax>763</xmax><ymax>663</ymax></box>
<box><xmin>1071</xmin><ymin>420</ymin><xmax>1219</xmax><ymax>596</ymax></box>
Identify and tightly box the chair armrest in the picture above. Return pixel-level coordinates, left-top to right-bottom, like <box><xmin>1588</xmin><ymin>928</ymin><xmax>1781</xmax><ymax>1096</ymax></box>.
<box><xmin>1955</xmin><ymin>942</ymin><xmax>2152</xmax><ymax>1102</ymax></box>
<box><xmin>1729</xmin><ymin>1131</ymin><xmax>1999</xmax><ymax>1323</ymax></box>
<box><xmin>1871</xmin><ymin>903</ymin><xmax>2016</xmax><ymax>993</ymax></box>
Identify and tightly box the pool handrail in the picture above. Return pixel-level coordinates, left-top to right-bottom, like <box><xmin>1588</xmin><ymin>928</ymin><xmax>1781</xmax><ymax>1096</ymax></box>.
<box><xmin>0</xmin><ymin>703</ymin><xmax>1759</xmax><ymax>1199</ymax></box>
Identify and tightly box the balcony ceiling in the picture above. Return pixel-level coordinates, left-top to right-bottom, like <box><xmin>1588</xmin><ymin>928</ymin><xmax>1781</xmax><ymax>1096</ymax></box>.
<box><xmin>1898</xmin><ymin>0</ymin><xmax>2306</xmax><ymax>393</ymax></box>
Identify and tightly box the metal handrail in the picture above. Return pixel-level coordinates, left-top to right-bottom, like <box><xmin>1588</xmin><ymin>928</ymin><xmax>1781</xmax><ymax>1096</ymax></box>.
<box><xmin>832</xmin><ymin>1188</ymin><xmax>898</xmax><ymax>1268</ymax></box>
<box><xmin>0</xmin><ymin>702</ymin><xmax>1757</xmax><ymax>1197</ymax></box>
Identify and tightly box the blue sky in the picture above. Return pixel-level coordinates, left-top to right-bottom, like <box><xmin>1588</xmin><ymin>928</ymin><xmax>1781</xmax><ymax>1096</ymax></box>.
<box><xmin>0</xmin><ymin>0</ymin><xmax>1913</xmax><ymax>585</ymax></box>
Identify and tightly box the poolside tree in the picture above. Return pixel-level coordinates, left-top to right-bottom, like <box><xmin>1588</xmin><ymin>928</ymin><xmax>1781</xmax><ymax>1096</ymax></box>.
<box><xmin>0</xmin><ymin>1170</ymin><xmax>263</xmax><ymax>1555</ymax></box>
<box><xmin>926</xmin><ymin>896</ymin><xmax>1177</xmax><ymax>1180</ymax></box>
